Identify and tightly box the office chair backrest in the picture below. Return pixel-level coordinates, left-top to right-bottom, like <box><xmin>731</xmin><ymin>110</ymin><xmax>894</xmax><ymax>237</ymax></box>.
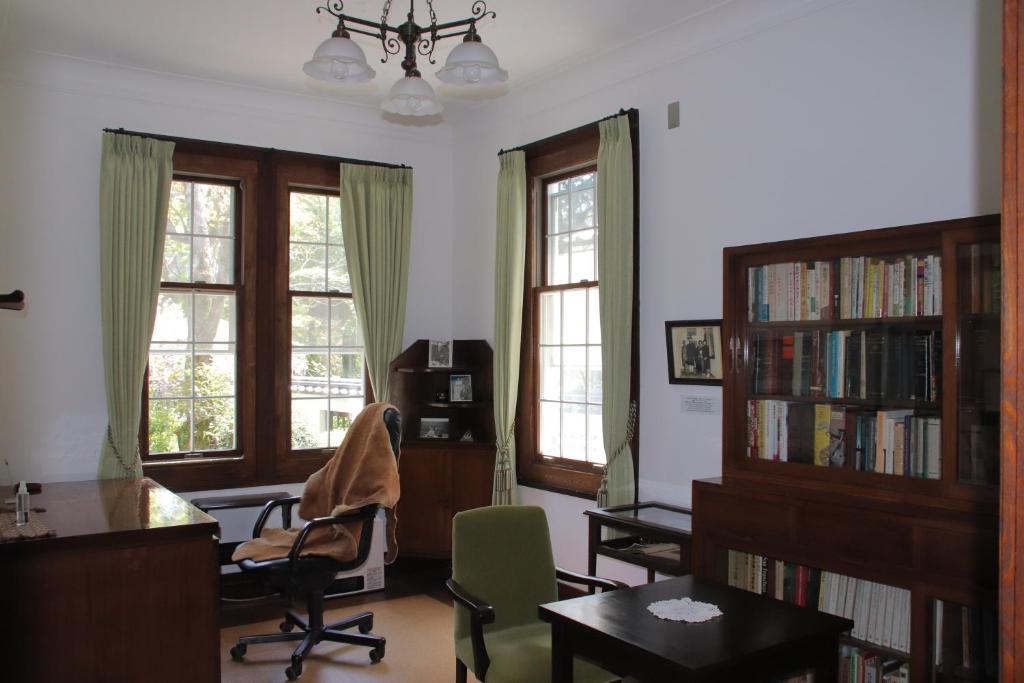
<box><xmin>451</xmin><ymin>506</ymin><xmax>558</xmax><ymax>641</ymax></box>
<box><xmin>382</xmin><ymin>406</ymin><xmax>402</xmax><ymax>458</ymax></box>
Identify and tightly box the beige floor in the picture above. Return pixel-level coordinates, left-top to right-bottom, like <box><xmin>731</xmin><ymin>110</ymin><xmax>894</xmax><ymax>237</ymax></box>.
<box><xmin>220</xmin><ymin>594</ymin><xmax>457</xmax><ymax>683</ymax></box>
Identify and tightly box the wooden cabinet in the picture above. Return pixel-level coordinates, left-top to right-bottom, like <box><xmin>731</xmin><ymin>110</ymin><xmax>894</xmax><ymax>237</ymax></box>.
<box><xmin>390</xmin><ymin>340</ymin><xmax>496</xmax><ymax>558</ymax></box>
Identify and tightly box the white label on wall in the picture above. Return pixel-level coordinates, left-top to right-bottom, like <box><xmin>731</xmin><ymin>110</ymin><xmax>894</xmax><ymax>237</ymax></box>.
<box><xmin>681</xmin><ymin>394</ymin><xmax>721</xmax><ymax>415</ymax></box>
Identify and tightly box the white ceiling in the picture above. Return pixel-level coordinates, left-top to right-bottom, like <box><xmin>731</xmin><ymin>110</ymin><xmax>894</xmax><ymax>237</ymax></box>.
<box><xmin>3</xmin><ymin>0</ymin><xmax>729</xmax><ymax>109</ymax></box>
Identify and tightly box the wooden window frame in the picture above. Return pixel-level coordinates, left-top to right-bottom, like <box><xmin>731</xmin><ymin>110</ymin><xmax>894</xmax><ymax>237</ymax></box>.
<box><xmin>515</xmin><ymin>111</ymin><xmax>641</xmax><ymax>499</ymax></box>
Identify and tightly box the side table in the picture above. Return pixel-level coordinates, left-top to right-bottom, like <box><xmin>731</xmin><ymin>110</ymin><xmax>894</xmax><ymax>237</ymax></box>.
<box><xmin>585</xmin><ymin>501</ymin><xmax>692</xmax><ymax>584</ymax></box>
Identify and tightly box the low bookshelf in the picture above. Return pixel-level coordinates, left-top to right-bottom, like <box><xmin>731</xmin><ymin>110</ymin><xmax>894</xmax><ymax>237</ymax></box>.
<box><xmin>694</xmin><ymin>214</ymin><xmax>1000</xmax><ymax>681</ymax></box>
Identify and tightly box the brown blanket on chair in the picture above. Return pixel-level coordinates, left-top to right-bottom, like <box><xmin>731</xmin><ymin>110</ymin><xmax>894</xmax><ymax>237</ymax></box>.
<box><xmin>232</xmin><ymin>403</ymin><xmax>401</xmax><ymax>565</ymax></box>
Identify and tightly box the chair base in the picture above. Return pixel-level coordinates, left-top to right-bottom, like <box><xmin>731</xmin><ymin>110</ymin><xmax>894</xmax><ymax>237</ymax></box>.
<box><xmin>230</xmin><ymin>604</ymin><xmax>385</xmax><ymax>680</ymax></box>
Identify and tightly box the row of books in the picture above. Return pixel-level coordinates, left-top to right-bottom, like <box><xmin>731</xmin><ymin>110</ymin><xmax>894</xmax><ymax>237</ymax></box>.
<box><xmin>746</xmin><ymin>400</ymin><xmax>941</xmax><ymax>478</ymax></box>
<box><xmin>963</xmin><ymin>242</ymin><xmax>1001</xmax><ymax>315</ymax></box>
<box><xmin>727</xmin><ymin>551</ymin><xmax>912</xmax><ymax>654</ymax></box>
<box><xmin>839</xmin><ymin>645</ymin><xmax>909</xmax><ymax>683</ymax></box>
<box><xmin>750</xmin><ymin>330</ymin><xmax>941</xmax><ymax>402</ymax></box>
<box><xmin>934</xmin><ymin>600</ymin><xmax>997</xmax><ymax>678</ymax></box>
<box><xmin>747</xmin><ymin>254</ymin><xmax>942</xmax><ymax>322</ymax></box>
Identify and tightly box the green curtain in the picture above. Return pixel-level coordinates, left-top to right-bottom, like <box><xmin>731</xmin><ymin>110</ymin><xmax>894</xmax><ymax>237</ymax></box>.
<box><xmin>492</xmin><ymin>151</ymin><xmax>526</xmax><ymax>505</ymax></box>
<box><xmin>596</xmin><ymin>115</ymin><xmax>636</xmax><ymax>508</ymax></box>
<box><xmin>98</xmin><ymin>132</ymin><xmax>175</xmax><ymax>479</ymax></box>
<box><xmin>340</xmin><ymin>163</ymin><xmax>413</xmax><ymax>403</ymax></box>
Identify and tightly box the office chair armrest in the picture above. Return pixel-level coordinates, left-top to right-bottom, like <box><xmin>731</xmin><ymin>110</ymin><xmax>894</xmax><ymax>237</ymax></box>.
<box><xmin>556</xmin><ymin>567</ymin><xmax>628</xmax><ymax>592</ymax></box>
<box><xmin>446</xmin><ymin>578</ymin><xmax>494</xmax><ymax>680</ymax></box>
<box><xmin>287</xmin><ymin>503</ymin><xmax>381</xmax><ymax>564</ymax></box>
<box><xmin>251</xmin><ymin>495</ymin><xmax>302</xmax><ymax>538</ymax></box>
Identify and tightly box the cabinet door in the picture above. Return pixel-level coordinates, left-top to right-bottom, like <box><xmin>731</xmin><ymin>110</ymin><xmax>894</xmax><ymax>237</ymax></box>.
<box><xmin>450</xmin><ymin>445</ymin><xmax>496</xmax><ymax>516</ymax></box>
<box><xmin>396</xmin><ymin>446</ymin><xmax>452</xmax><ymax>558</ymax></box>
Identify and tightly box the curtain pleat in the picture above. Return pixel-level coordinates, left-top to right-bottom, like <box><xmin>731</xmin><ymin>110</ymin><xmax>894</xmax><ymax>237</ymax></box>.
<box><xmin>98</xmin><ymin>132</ymin><xmax>175</xmax><ymax>478</ymax></box>
<box><xmin>340</xmin><ymin>164</ymin><xmax>413</xmax><ymax>403</ymax></box>
<box><xmin>491</xmin><ymin>151</ymin><xmax>526</xmax><ymax>505</ymax></box>
<box><xmin>595</xmin><ymin>115</ymin><xmax>636</xmax><ymax>509</ymax></box>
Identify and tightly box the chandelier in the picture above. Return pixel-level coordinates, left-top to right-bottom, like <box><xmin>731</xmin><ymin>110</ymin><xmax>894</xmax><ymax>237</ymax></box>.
<box><xmin>304</xmin><ymin>0</ymin><xmax>508</xmax><ymax>117</ymax></box>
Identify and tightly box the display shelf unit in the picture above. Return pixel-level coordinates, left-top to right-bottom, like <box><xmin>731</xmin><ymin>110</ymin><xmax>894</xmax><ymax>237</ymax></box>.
<box><xmin>694</xmin><ymin>213</ymin><xmax>1000</xmax><ymax>681</ymax></box>
<box><xmin>388</xmin><ymin>339</ymin><xmax>495</xmax><ymax>558</ymax></box>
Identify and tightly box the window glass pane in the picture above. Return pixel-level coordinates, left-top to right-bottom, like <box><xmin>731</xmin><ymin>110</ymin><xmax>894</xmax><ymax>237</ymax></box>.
<box><xmin>193</xmin><ymin>352</ymin><xmax>235</xmax><ymax>397</ymax></box>
<box><xmin>292</xmin><ymin>352</ymin><xmax>330</xmax><ymax>389</ymax></box>
<box><xmin>330</xmin><ymin>352</ymin><xmax>364</xmax><ymax>384</ymax></box>
<box><xmin>327</xmin><ymin>196</ymin><xmax>343</xmax><ymax>244</ymax></box>
<box><xmin>167</xmin><ymin>181</ymin><xmax>191</xmax><ymax>234</ymax></box>
<box><xmin>292</xmin><ymin>297</ymin><xmax>329</xmax><ymax>347</ymax></box>
<box><xmin>539</xmin><ymin>347</ymin><xmax>561</xmax><ymax>402</ymax></box>
<box><xmin>149</xmin><ymin>399</ymin><xmax>192</xmax><ymax>454</ymax></box>
<box><xmin>192</xmin><ymin>236</ymin><xmax>234</xmax><ymax>284</ymax></box>
<box><xmin>194</xmin><ymin>398</ymin><xmax>235</xmax><ymax>451</ymax></box>
<box><xmin>587</xmin><ymin>346</ymin><xmax>602</xmax><ymax>404</ymax></box>
<box><xmin>193</xmin><ymin>293</ymin><xmax>235</xmax><ymax>343</ymax></box>
<box><xmin>291</xmin><ymin>398</ymin><xmax>330</xmax><ymax>449</ymax></box>
<box><xmin>327</xmin><ymin>245</ymin><xmax>351</xmax><ymax>292</ymax></box>
<box><xmin>588</xmin><ymin>288</ymin><xmax>601</xmax><ymax>344</ymax></box>
<box><xmin>539</xmin><ymin>400</ymin><xmax>561</xmax><ymax>456</ymax></box>
<box><xmin>329</xmin><ymin>298</ymin><xmax>362</xmax><ymax>347</ymax></box>
<box><xmin>161</xmin><ymin>235</ymin><xmax>192</xmax><ymax>282</ymax></box>
<box><xmin>547</xmin><ymin>235</ymin><xmax>570</xmax><ymax>285</ymax></box>
<box><xmin>571</xmin><ymin>229</ymin><xmax>596</xmax><ymax>282</ymax></box>
<box><xmin>290</xmin><ymin>192</ymin><xmax>328</xmax><ymax>243</ymax></box>
<box><xmin>571</xmin><ymin>173</ymin><xmax>595</xmax><ymax>190</ymax></box>
<box><xmin>539</xmin><ymin>291</ymin><xmax>561</xmax><ymax>345</ymax></box>
<box><xmin>328</xmin><ymin>397</ymin><xmax>363</xmax><ymax>447</ymax></box>
<box><xmin>562</xmin><ymin>403</ymin><xmax>586</xmax><ymax>460</ymax></box>
<box><xmin>153</xmin><ymin>292</ymin><xmax>192</xmax><ymax>343</ymax></box>
<box><xmin>549</xmin><ymin>193</ymin><xmax>570</xmax><ymax>234</ymax></box>
<box><xmin>149</xmin><ymin>351</ymin><xmax>191</xmax><ymax>398</ymax></box>
<box><xmin>563</xmin><ymin>289</ymin><xmax>587</xmax><ymax>345</ymax></box>
<box><xmin>562</xmin><ymin>346</ymin><xmax>587</xmax><ymax>403</ymax></box>
<box><xmin>290</xmin><ymin>243</ymin><xmax>327</xmax><ymax>291</ymax></box>
<box><xmin>587</xmin><ymin>404</ymin><xmax>605</xmax><ymax>464</ymax></box>
<box><xmin>192</xmin><ymin>183</ymin><xmax>234</xmax><ymax>236</ymax></box>
<box><xmin>571</xmin><ymin>187</ymin><xmax>594</xmax><ymax>229</ymax></box>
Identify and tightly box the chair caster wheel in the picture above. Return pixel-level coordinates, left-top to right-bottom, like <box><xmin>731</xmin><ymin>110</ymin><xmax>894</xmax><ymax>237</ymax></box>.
<box><xmin>358</xmin><ymin>620</ymin><xmax>373</xmax><ymax>634</ymax></box>
<box><xmin>229</xmin><ymin>644</ymin><xmax>247</xmax><ymax>660</ymax></box>
<box><xmin>369</xmin><ymin>644</ymin><xmax>385</xmax><ymax>663</ymax></box>
<box><xmin>286</xmin><ymin>662</ymin><xmax>302</xmax><ymax>680</ymax></box>
<box><xmin>279</xmin><ymin>620</ymin><xmax>295</xmax><ymax>632</ymax></box>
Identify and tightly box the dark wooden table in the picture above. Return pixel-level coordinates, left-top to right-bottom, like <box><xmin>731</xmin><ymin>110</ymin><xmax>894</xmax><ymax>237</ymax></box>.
<box><xmin>539</xmin><ymin>575</ymin><xmax>853</xmax><ymax>682</ymax></box>
<box><xmin>0</xmin><ymin>478</ymin><xmax>221</xmax><ymax>683</ymax></box>
<box><xmin>585</xmin><ymin>501</ymin><xmax>692</xmax><ymax>582</ymax></box>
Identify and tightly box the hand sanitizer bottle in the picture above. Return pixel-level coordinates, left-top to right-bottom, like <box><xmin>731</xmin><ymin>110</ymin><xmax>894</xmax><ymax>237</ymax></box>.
<box><xmin>15</xmin><ymin>481</ymin><xmax>29</xmax><ymax>526</ymax></box>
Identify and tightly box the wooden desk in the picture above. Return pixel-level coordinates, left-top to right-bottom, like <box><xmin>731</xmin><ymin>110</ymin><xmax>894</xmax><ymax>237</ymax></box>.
<box><xmin>0</xmin><ymin>478</ymin><xmax>221</xmax><ymax>682</ymax></box>
<box><xmin>539</xmin><ymin>575</ymin><xmax>853</xmax><ymax>682</ymax></box>
<box><xmin>585</xmin><ymin>501</ymin><xmax>692</xmax><ymax>582</ymax></box>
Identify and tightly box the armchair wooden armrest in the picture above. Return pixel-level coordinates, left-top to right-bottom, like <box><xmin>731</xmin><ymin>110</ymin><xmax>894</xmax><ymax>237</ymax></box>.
<box><xmin>251</xmin><ymin>495</ymin><xmax>302</xmax><ymax>538</ymax></box>
<box><xmin>446</xmin><ymin>578</ymin><xmax>495</xmax><ymax>680</ymax></box>
<box><xmin>556</xmin><ymin>567</ymin><xmax>628</xmax><ymax>593</ymax></box>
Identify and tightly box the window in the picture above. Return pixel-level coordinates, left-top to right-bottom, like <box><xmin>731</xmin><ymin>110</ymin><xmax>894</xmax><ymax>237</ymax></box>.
<box><xmin>138</xmin><ymin>140</ymin><xmax>388</xmax><ymax>491</ymax></box>
<box><xmin>516</xmin><ymin>113</ymin><xmax>639</xmax><ymax>497</ymax></box>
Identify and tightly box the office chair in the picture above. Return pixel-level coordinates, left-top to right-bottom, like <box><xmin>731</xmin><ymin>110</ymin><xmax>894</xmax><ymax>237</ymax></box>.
<box><xmin>228</xmin><ymin>405</ymin><xmax>402</xmax><ymax>681</ymax></box>
<box><xmin>446</xmin><ymin>505</ymin><xmax>624</xmax><ymax>683</ymax></box>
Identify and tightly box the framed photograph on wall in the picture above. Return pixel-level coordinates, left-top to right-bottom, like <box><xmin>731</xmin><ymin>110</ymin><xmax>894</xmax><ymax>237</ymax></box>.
<box><xmin>449</xmin><ymin>374</ymin><xmax>473</xmax><ymax>402</ymax></box>
<box><xmin>665</xmin><ymin>320</ymin><xmax>724</xmax><ymax>385</ymax></box>
<box><xmin>428</xmin><ymin>340</ymin><xmax>453</xmax><ymax>368</ymax></box>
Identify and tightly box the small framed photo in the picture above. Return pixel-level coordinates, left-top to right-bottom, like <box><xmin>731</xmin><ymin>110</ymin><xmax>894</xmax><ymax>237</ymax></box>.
<box><xmin>665</xmin><ymin>320</ymin><xmax>724</xmax><ymax>385</ymax></box>
<box><xmin>428</xmin><ymin>340</ymin><xmax>453</xmax><ymax>368</ymax></box>
<box><xmin>419</xmin><ymin>417</ymin><xmax>450</xmax><ymax>440</ymax></box>
<box><xmin>449</xmin><ymin>374</ymin><xmax>473</xmax><ymax>402</ymax></box>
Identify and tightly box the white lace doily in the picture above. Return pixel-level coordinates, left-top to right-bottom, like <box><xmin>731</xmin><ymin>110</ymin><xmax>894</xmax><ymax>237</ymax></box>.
<box><xmin>646</xmin><ymin>597</ymin><xmax>723</xmax><ymax>623</ymax></box>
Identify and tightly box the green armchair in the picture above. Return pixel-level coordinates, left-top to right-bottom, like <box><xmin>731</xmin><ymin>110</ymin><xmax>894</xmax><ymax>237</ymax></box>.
<box><xmin>446</xmin><ymin>505</ymin><xmax>624</xmax><ymax>683</ymax></box>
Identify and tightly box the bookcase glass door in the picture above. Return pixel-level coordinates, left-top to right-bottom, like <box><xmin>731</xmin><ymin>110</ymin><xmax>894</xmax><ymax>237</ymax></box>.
<box><xmin>931</xmin><ymin>599</ymin><xmax>997</xmax><ymax>682</ymax></box>
<box><xmin>956</xmin><ymin>242</ymin><xmax>1001</xmax><ymax>487</ymax></box>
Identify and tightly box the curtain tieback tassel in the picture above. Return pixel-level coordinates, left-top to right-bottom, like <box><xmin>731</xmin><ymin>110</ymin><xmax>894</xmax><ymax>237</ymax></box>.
<box><xmin>596</xmin><ymin>400</ymin><xmax>638</xmax><ymax>508</ymax></box>
<box><xmin>106</xmin><ymin>425</ymin><xmax>139</xmax><ymax>477</ymax></box>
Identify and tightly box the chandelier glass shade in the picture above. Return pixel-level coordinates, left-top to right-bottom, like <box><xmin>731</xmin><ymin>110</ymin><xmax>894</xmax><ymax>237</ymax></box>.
<box><xmin>304</xmin><ymin>1</ymin><xmax>507</xmax><ymax>116</ymax></box>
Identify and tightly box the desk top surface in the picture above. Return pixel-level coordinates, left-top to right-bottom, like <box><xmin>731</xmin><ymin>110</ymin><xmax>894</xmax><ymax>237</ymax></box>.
<box><xmin>2</xmin><ymin>478</ymin><xmax>217</xmax><ymax>552</ymax></box>
<box><xmin>539</xmin><ymin>575</ymin><xmax>853</xmax><ymax>674</ymax></box>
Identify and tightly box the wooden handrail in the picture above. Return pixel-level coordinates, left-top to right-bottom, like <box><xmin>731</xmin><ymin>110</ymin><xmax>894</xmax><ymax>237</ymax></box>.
<box><xmin>0</xmin><ymin>290</ymin><xmax>24</xmax><ymax>311</ymax></box>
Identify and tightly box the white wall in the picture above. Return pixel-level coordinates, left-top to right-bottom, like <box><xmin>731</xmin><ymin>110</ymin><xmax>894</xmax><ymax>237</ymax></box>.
<box><xmin>450</xmin><ymin>0</ymin><xmax>1001</xmax><ymax>577</ymax></box>
<box><xmin>0</xmin><ymin>50</ymin><xmax>454</xmax><ymax>484</ymax></box>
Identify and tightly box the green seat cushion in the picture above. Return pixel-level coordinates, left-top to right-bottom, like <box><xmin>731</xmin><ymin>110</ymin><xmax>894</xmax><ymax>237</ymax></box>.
<box><xmin>456</xmin><ymin>622</ymin><xmax>618</xmax><ymax>683</ymax></box>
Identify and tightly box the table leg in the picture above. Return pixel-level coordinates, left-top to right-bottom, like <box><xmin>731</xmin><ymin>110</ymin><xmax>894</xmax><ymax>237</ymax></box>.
<box><xmin>550</xmin><ymin>621</ymin><xmax>573</xmax><ymax>683</ymax></box>
<box><xmin>811</xmin><ymin>635</ymin><xmax>840</xmax><ymax>683</ymax></box>
<box><xmin>587</xmin><ymin>520</ymin><xmax>600</xmax><ymax>594</ymax></box>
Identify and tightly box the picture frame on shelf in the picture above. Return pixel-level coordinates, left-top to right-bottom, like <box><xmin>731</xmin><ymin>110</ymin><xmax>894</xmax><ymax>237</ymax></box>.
<box><xmin>450</xmin><ymin>374</ymin><xmax>473</xmax><ymax>402</ymax></box>
<box><xmin>419</xmin><ymin>417</ymin><xmax>450</xmax><ymax>440</ymax></box>
<box><xmin>665</xmin><ymin>319</ymin><xmax>724</xmax><ymax>385</ymax></box>
<box><xmin>428</xmin><ymin>340</ymin><xmax>453</xmax><ymax>368</ymax></box>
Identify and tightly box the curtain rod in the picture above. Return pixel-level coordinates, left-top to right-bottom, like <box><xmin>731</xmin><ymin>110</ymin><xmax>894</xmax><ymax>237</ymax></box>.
<box><xmin>102</xmin><ymin>128</ymin><xmax>411</xmax><ymax>170</ymax></box>
<box><xmin>497</xmin><ymin>107</ymin><xmax>638</xmax><ymax>156</ymax></box>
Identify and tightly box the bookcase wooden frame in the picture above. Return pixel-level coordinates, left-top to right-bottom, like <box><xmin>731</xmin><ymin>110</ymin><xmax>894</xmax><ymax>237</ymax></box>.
<box><xmin>721</xmin><ymin>214</ymin><xmax>1000</xmax><ymax>515</ymax></box>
